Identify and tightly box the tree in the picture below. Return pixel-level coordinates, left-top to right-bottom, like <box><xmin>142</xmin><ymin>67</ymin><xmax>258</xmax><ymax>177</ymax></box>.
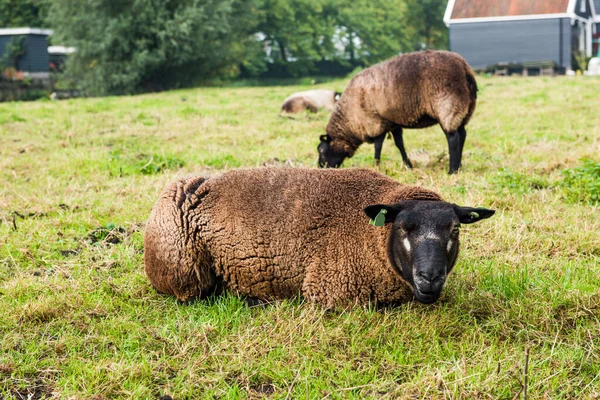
<box><xmin>404</xmin><ymin>0</ymin><xmax>448</xmax><ymax>50</ymax></box>
<box><xmin>1</xmin><ymin>35</ymin><xmax>27</xmax><ymax>69</ymax></box>
<box><xmin>46</xmin><ymin>0</ymin><xmax>449</xmax><ymax>92</ymax></box>
<box><xmin>0</xmin><ymin>0</ymin><xmax>50</xmax><ymax>27</ymax></box>
<box><xmin>248</xmin><ymin>0</ymin><xmax>411</xmax><ymax>77</ymax></box>
<box><xmin>250</xmin><ymin>0</ymin><xmax>339</xmax><ymax>76</ymax></box>
<box><xmin>48</xmin><ymin>0</ymin><xmax>260</xmax><ymax>95</ymax></box>
<box><xmin>333</xmin><ymin>0</ymin><xmax>410</xmax><ymax>65</ymax></box>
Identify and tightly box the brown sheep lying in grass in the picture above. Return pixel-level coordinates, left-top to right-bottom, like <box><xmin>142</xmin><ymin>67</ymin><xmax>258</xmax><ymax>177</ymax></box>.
<box><xmin>144</xmin><ymin>168</ymin><xmax>494</xmax><ymax>308</ymax></box>
<box><xmin>281</xmin><ymin>89</ymin><xmax>341</xmax><ymax>114</ymax></box>
<box><xmin>318</xmin><ymin>50</ymin><xmax>478</xmax><ymax>174</ymax></box>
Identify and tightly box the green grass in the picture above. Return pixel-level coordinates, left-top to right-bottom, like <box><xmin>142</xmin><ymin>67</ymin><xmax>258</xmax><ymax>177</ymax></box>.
<box><xmin>1</xmin><ymin>75</ymin><xmax>600</xmax><ymax>399</ymax></box>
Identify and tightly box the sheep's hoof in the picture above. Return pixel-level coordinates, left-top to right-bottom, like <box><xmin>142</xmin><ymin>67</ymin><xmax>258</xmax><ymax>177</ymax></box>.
<box><xmin>176</xmin><ymin>294</ymin><xmax>199</xmax><ymax>305</ymax></box>
<box><xmin>246</xmin><ymin>297</ymin><xmax>269</xmax><ymax>308</ymax></box>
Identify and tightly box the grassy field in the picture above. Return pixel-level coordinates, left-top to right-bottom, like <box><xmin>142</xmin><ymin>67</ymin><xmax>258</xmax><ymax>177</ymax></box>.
<box><xmin>1</xmin><ymin>75</ymin><xmax>599</xmax><ymax>399</ymax></box>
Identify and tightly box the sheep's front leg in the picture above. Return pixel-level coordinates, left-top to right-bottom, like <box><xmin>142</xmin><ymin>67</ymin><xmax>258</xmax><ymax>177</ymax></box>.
<box><xmin>446</xmin><ymin>130</ymin><xmax>461</xmax><ymax>174</ymax></box>
<box><xmin>391</xmin><ymin>126</ymin><xmax>413</xmax><ymax>169</ymax></box>
<box><xmin>373</xmin><ymin>133</ymin><xmax>386</xmax><ymax>165</ymax></box>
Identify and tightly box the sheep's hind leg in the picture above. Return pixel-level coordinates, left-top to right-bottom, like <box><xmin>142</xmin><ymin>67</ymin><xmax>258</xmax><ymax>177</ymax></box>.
<box><xmin>458</xmin><ymin>125</ymin><xmax>467</xmax><ymax>168</ymax></box>
<box><xmin>391</xmin><ymin>126</ymin><xmax>413</xmax><ymax>169</ymax></box>
<box><xmin>445</xmin><ymin>130</ymin><xmax>461</xmax><ymax>174</ymax></box>
<box><xmin>373</xmin><ymin>133</ymin><xmax>386</xmax><ymax>165</ymax></box>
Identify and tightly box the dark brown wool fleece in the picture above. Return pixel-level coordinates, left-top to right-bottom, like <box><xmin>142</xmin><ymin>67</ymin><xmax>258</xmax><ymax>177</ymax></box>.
<box><xmin>326</xmin><ymin>50</ymin><xmax>477</xmax><ymax>155</ymax></box>
<box><xmin>144</xmin><ymin>167</ymin><xmax>442</xmax><ymax>308</ymax></box>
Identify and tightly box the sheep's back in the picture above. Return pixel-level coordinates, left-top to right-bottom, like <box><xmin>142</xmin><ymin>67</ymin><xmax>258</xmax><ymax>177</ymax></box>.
<box><xmin>334</xmin><ymin>51</ymin><xmax>475</xmax><ymax>137</ymax></box>
<box><xmin>282</xmin><ymin>90</ymin><xmax>336</xmax><ymax>112</ymax></box>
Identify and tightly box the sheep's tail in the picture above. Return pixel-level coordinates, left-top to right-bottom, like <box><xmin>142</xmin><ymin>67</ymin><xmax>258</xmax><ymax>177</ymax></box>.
<box><xmin>465</xmin><ymin>68</ymin><xmax>478</xmax><ymax>100</ymax></box>
<box><xmin>462</xmin><ymin>64</ymin><xmax>478</xmax><ymax>126</ymax></box>
<box><xmin>144</xmin><ymin>176</ymin><xmax>217</xmax><ymax>303</ymax></box>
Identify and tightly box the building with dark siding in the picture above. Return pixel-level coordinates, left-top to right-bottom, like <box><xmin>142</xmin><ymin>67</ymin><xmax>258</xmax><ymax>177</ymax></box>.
<box><xmin>594</xmin><ymin>0</ymin><xmax>600</xmax><ymax>55</ymax></box>
<box><xmin>444</xmin><ymin>0</ymin><xmax>598</xmax><ymax>72</ymax></box>
<box><xmin>0</xmin><ymin>28</ymin><xmax>53</xmax><ymax>78</ymax></box>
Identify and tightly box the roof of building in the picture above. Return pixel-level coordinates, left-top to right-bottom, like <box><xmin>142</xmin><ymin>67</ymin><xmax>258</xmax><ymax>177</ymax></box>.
<box><xmin>48</xmin><ymin>46</ymin><xmax>76</xmax><ymax>55</ymax></box>
<box><xmin>0</xmin><ymin>27</ymin><xmax>53</xmax><ymax>36</ymax></box>
<box><xmin>450</xmin><ymin>0</ymin><xmax>570</xmax><ymax>19</ymax></box>
<box><xmin>444</xmin><ymin>0</ymin><xmax>597</xmax><ymax>25</ymax></box>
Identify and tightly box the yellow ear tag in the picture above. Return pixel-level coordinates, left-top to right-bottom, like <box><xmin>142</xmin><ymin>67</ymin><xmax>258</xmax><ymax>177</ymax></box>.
<box><xmin>370</xmin><ymin>209</ymin><xmax>387</xmax><ymax>227</ymax></box>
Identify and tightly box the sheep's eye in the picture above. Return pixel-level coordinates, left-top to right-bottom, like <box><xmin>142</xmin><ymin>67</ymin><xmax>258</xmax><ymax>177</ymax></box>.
<box><xmin>451</xmin><ymin>226</ymin><xmax>460</xmax><ymax>235</ymax></box>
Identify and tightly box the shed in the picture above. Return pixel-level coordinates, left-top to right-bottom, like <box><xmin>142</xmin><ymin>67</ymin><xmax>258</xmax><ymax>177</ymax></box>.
<box><xmin>444</xmin><ymin>0</ymin><xmax>597</xmax><ymax>72</ymax></box>
<box><xmin>48</xmin><ymin>45</ymin><xmax>76</xmax><ymax>72</ymax></box>
<box><xmin>0</xmin><ymin>28</ymin><xmax>54</xmax><ymax>79</ymax></box>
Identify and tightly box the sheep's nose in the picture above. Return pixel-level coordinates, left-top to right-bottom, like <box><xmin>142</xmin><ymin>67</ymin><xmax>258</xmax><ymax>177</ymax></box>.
<box><xmin>416</xmin><ymin>271</ymin><xmax>445</xmax><ymax>293</ymax></box>
<box><xmin>418</xmin><ymin>271</ymin><xmax>435</xmax><ymax>284</ymax></box>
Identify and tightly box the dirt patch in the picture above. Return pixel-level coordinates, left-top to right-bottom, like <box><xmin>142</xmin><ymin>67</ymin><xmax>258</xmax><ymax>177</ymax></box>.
<box><xmin>3</xmin><ymin>211</ymin><xmax>48</xmax><ymax>231</ymax></box>
<box><xmin>84</xmin><ymin>222</ymin><xmax>143</xmax><ymax>246</ymax></box>
<box><xmin>224</xmin><ymin>373</ymin><xmax>275</xmax><ymax>396</ymax></box>
<box><xmin>59</xmin><ymin>249</ymin><xmax>80</xmax><ymax>257</ymax></box>
<box><xmin>19</xmin><ymin>302</ymin><xmax>69</xmax><ymax>324</ymax></box>
<box><xmin>85</xmin><ymin>224</ymin><xmax>127</xmax><ymax>245</ymax></box>
<box><xmin>10</xmin><ymin>379</ymin><xmax>53</xmax><ymax>400</ymax></box>
<box><xmin>249</xmin><ymin>382</ymin><xmax>275</xmax><ymax>398</ymax></box>
<box><xmin>11</xmin><ymin>211</ymin><xmax>48</xmax><ymax>219</ymax></box>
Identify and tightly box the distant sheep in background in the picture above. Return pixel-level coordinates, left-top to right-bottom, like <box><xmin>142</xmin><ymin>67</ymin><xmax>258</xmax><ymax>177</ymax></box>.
<box><xmin>281</xmin><ymin>89</ymin><xmax>341</xmax><ymax>114</ymax></box>
<box><xmin>144</xmin><ymin>168</ymin><xmax>494</xmax><ymax>308</ymax></box>
<box><xmin>318</xmin><ymin>50</ymin><xmax>478</xmax><ymax>174</ymax></box>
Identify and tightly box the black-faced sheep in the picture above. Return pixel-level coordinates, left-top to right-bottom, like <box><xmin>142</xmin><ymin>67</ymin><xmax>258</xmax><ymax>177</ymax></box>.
<box><xmin>281</xmin><ymin>89</ymin><xmax>341</xmax><ymax>114</ymax></box>
<box><xmin>317</xmin><ymin>50</ymin><xmax>477</xmax><ymax>174</ymax></box>
<box><xmin>144</xmin><ymin>168</ymin><xmax>494</xmax><ymax>307</ymax></box>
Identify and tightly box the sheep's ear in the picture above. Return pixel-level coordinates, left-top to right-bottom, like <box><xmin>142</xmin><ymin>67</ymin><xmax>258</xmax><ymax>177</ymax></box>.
<box><xmin>364</xmin><ymin>204</ymin><xmax>402</xmax><ymax>226</ymax></box>
<box><xmin>453</xmin><ymin>205</ymin><xmax>495</xmax><ymax>224</ymax></box>
<box><xmin>320</xmin><ymin>134</ymin><xmax>331</xmax><ymax>143</ymax></box>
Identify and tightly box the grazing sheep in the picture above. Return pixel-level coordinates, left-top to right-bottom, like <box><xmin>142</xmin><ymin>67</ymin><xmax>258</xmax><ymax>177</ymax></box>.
<box><xmin>318</xmin><ymin>50</ymin><xmax>478</xmax><ymax>174</ymax></box>
<box><xmin>144</xmin><ymin>168</ymin><xmax>494</xmax><ymax>307</ymax></box>
<box><xmin>281</xmin><ymin>89</ymin><xmax>341</xmax><ymax>114</ymax></box>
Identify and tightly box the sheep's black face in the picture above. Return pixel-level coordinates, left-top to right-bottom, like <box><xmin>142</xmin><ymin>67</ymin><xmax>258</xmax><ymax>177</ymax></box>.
<box><xmin>318</xmin><ymin>134</ymin><xmax>346</xmax><ymax>168</ymax></box>
<box><xmin>364</xmin><ymin>201</ymin><xmax>495</xmax><ymax>304</ymax></box>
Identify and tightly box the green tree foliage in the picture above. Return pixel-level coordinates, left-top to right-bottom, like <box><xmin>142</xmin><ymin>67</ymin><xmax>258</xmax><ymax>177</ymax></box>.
<box><xmin>47</xmin><ymin>0</ymin><xmax>449</xmax><ymax>94</ymax></box>
<box><xmin>0</xmin><ymin>0</ymin><xmax>50</xmax><ymax>27</ymax></box>
<box><xmin>404</xmin><ymin>0</ymin><xmax>448</xmax><ymax>49</ymax></box>
<box><xmin>249</xmin><ymin>0</ymin><xmax>410</xmax><ymax>76</ymax></box>
<box><xmin>332</xmin><ymin>0</ymin><xmax>409</xmax><ymax>64</ymax></box>
<box><xmin>49</xmin><ymin>0</ymin><xmax>259</xmax><ymax>95</ymax></box>
<box><xmin>252</xmin><ymin>0</ymin><xmax>339</xmax><ymax>76</ymax></box>
<box><xmin>1</xmin><ymin>35</ymin><xmax>27</xmax><ymax>69</ymax></box>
